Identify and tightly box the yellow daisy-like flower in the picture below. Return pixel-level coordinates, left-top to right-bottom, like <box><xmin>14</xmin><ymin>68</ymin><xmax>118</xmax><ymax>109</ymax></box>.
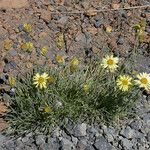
<box><xmin>56</xmin><ymin>55</ymin><xmax>65</xmax><ymax>64</ymax></box>
<box><xmin>33</xmin><ymin>73</ymin><xmax>49</xmax><ymax>89</ymax></box>
<box><xmin>83</xmin><ymin>84</ymin><xmax>89</xmax><ymax>93</ymax></box>
<box><xmin>44</xmin><ymin>106</ymin><xmax>52</xmax><ymax>113</ymax></box>
<box><xmin>8</xmin><ymin>76</ymin><xmax>16</xmax><ymax>87</ymax></box>
<box><xmin>70</xmin><ymin>58</ymin><xmax>79</xmax><ymax>67</ymax></box>
<box><xmin>23</xmin><ymin>23</ymin><xmax>32</xmax><ymax>33</ymax></box>
<box><xmin>101</xmin><ymin>55</ymin><xmax>119</xmax><ymax>72</ymax></box>
<box><xmin>21</xmin><ymin>42</ymin><xmax>34</xmax><ymax>52</ymax></box>
<box><xmin>41</xmin><ymin>47</ymin><xmax>47</xmax><ymax>56</ymax></box>
<box><xmin>70</xmin><ymin>58</ymin><xmax>79</xmax><ymax>72</ymax></box>
<box><xmin>48</xmin><ymin>76</ymin><xmax>56</xmax><ymax>84</ymax></box>
<box><xmin>135</xmin><ymin>73</ymin><xmax>150</xmax><ymax>90</ymax></box>
<box><xmin>117</xmin><ymin>75</ymin><xmax>132</xmax><ymax>92</ymax></box>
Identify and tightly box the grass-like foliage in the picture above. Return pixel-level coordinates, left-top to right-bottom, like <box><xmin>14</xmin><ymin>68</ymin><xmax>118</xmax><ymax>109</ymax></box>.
<box><xmin>5</xmin><ymin>55</ymin><xmax>150</xmax><ymax>134</ymax></box>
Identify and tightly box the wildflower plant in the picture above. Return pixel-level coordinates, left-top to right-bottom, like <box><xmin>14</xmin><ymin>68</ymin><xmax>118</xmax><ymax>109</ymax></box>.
<box><xmin>5</xmin><ymin>54</ymin><xmax>149</xmax><ymax>134</ymax></box>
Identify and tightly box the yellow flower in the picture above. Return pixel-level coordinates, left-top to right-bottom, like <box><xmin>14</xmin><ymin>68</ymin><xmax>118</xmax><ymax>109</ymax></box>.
<box><xmin>33</xmin><ymin>73</ymin><xmax>49</xmax><ymax>89</ymax></box>
<box><xmin>41</xmin><ymin>47</ymin><xmax>47</xmax><ymax>56</ymax></box>
<box><xmin>70</xmin><ymin>58</ymin><xmax>79</xmax><ymax>72</ymax></box>
<box><xmin>48</xmin><ymin>76</ymin><xmax>55</xmax><ymax>84</ymax></box>
<box><xmin>21</xmin><ymin>42</ymin><xmax>34</xmax><ymax>52</ymax></box>
<box><xmin>117</xmin><ymin>75</ymin><xmax>132</xmax><ymax>92</ymax></box>
<box><xmin>44</xmin><ymin>106</ymin><xmax>52</xmax><ymax>113</ymax></box>
<box><xmin>70</xmin><ymin>58</ymin><xmax>79</xmax><ymax>67</ymax></box>
<box><xmin>135</xmin><ymin>73</ymin><xmax>150</xmax><ymax>90</ymax></box>
<box><xmin>56</xmin><ymin>33</ymin><xmax>64</xmax><ymax>50</ymax></box>
<box><xmin>8</xmin><ymin>76</ymin><xmax>16</xmax><ymax>87</ymax></box>
<box><xmin>56</xmin><ymin>55</ymin><xmax>65</xmax><ymax>64</ymax></box>
<box><xmin>105</xmin><ymin>26</ymin><xmax>113</xmax><ymax>33</ymax></box>
<box><xmin>101</xmin><ymin>55</ymin><xmax>119</xmax><ymax>72</ymax></box>
<box><xmin>83</xmin><ymin>84</ymin><xmax>89</xmax><ymax>93</ymax></box>
<box><xmin>3</xmin><ymin>39</ymin><xmax>13</xmax><ymax>50</ymax></box>
<box><xmin>23</xmin><ymin>23</ymin><xmax>32</xmax><ymax>33</ymax></box>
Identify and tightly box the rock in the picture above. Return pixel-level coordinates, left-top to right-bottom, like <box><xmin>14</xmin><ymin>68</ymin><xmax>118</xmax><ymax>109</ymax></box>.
<box><xmin>111</xmin><ymin>3</ymin><xmax>120</xmax><ymax>9</ymax></box>
<box><xmin>75</xmin><ymin>33</ymin><xmax>86</xmax><ymax>43</ymax></box>
<box><xmin>48</xmin><ymin>137</ymin><xmax>60</xmax><ymax>149</ymax></box>
<box><xmin>22</xmin><ymin>136</ymin><xmax>29</xmax><ymax>143</ymax></box>
<box><xmin>94</xmin><ymin>19</ymin><xmax>102</xmax><ymax>28</ymax></box>
<box><xmin>117</xmin><ymin>36</ymin><xmax>124</xmax><ymax>45</ymax></box>
<box><xmin>120</xmin><ymin>138</ymin><xmax>133</xmax><ymax>150</ymax></box>
<box><xmin>81</xmin><ymin>1</ymin><xmax>90</xmax><ymax>9</ymax></box>
<box><xmin>3</xmin><ymin>61</ymin><xmax>17</xmax><ymax>73</ymax></box>
<box><xmin>9</xmin><ymin>88</ymin><xmax>15</xmax><ymax>97</ymax></box>
<box><xmin>85</xmin><ymin>145</ymin><xmax>95</xmax><ymax>150</ymax></box>
<box><xmin>77</xmin><ymin>139</ymin><xmax>87</xmax><ymax>150</ymax></box>
<box><xmin>88</xmin><ymin>126</ymin><xmax>100</xmax><ymax>137</ymax></box>
<box><xmin>85</xmin><ymin>9</ymin><xmax>97</xmax><ymax>17</ymax></box>
<box><xmin>143</xmin><ymin>114</ymin><xmax>150</xmax><ymax>126</ymax></box>
<box><xmin>18</xmin><ymin>25</ymin><xmax>24</xmax><ymax>32</ymax></box>
<box><xmin>36</xmin><ymin>135</ymin><xmax>46</xmax><ymax>145</ymax></box>
<box><xmin>94</xmin><ymin>136</ymin><xmax>113</xmax><ymax>150</ymax></box>
<box><xmin>0</xmin><ymin>62</ymin><xmax>5</xmax><ymax>75</ymax></box>
<box><xmin>120</xmin><ymin>126</ymin><xmax>135</xmax><ymax>139</ymax></box>
<box><xmin>9</xmin><ymin>50</ymin><xmax>17</xmax><ymax>57</ymax></box>
<box><xmin>130</xmin><ymin>120</ymin><xmax>142</xmax><ymax>130</ymax></box>
<box><xmin>4</xmin><ymin>140</ymin><xmax>15</xmax><ymax>149</ymax></box>
<box><xmin>73</xmin><ymin>123</ymin><xmax>87</xmax><ymax>137</ymax></box>
<box><xmin>60</xmin><ymin>138</ymin><xmax>74</xmax><ymax>150</ymax></box>
<box><xmin>16</xmin><ymin>137</ymin><xmax>24</xmax><ymax>148</ymax></box>
<box><xmin>0</xmin><ymin>134</ymin><xmax>6</xmax><ymax>145</ymax></box>
<box><xmin>0</xmin><ymin>0</ymin><xmax>29</xmax><ymax>9</ymax></box>
<box><xmin>39</xmin><ymin>143</ymin><xmax>52</xmax><ymax>150</ymax></box>
<box><xmin>71</xmin><ymin>136</ymin><xmax>78</xmax><ymax>145</ymax></box>
<box><xmin>147</xmin><ymin>131</ymin><xmax>150</xmax><ymax>142</ymax></box>
<box><xmin>47</xmin><ymin>22</ymin><xmax>60</xmax><ymax>32</ymax></box>
<box><xmin>13</xmin><ymin>42</ymin><xmax>19</xmax><ymax>49</ymax></box>
<box><xmin>40</xmin><ymin>10</ymin><xmax>51</xmax><ymax>23</ymax></box>
<box><xmin>145</xmin><ymin>27</ymin><xmax>150</xmax><ymax>34</ymax></box>
<box><xmin>0</xmin><ymin>75</ymin><xmax>7</xmax><ymax>84</ymax></box>
<box><xmin>58</xmin><ymin>16</ymin><xmax>68</xmax><ymax>25</ymax></box>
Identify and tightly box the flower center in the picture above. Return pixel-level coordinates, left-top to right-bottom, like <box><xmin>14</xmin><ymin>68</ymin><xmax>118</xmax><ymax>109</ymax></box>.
<box><xmin>38</xmin><ymin>77</ymin><xmax>44</xmax><ymax>84</ymax></box>
<box><xmin>122</xmin><ymin>80</ymin><xmax>128</xmax><ymax>85</ymax></box>
<box><xmin>107</xmin><ymin>59</ymin><xmax>114</xmax><ymax>65</ymax></box>
<box><xmin>140</xmin><ymin>78</ymin><xmax>148</xmax><ymax>84</ymax></box>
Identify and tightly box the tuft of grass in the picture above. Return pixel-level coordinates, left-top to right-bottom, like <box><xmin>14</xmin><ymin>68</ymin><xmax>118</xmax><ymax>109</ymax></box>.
<box><xmin>5</xmin><ymin>57</ymin><xmax>141</xmax><ymax>135</ymax></box>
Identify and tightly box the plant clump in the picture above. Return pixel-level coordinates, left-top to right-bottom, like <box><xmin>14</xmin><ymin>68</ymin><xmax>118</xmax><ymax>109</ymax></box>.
<box><xmin>5</xmin><ymin>55</ymin><xmax>150</xmax><ymax>134</ymax></box>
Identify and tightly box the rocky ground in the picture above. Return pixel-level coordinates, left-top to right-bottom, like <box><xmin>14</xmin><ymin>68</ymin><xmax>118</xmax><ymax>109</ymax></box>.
<box><xmin>0</xmin><ymin>0</ymin><xmax>150</xmax><ymax>149</ymax></box>
<box><xmin>0</xmin><ymin>95</ymin><xmax>150</xmax><ymax>150</ymax></box>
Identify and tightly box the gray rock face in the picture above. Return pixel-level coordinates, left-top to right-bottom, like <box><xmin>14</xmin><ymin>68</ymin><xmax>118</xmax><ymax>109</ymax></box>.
<box><xmin>120</xmin><ymin>138</ymin><xmax>133</xmax><ymax>150</ymax></box>
<box><xmin>73</xmin><ymin>123</ymin><xmax>87</xmax><ymax>137</ymax></box>
<box><xmin>130</xmin><ymin>120</ymin><xmax>142</xmax><ymax>130</ymax></box>
<box><xmin>48</xmin><ymin>137</ymin><xmax>60</xmax><ymax>150</ymax></box>
<box><xmin>120</xmin><ymin>126</ymin><xmax>135</xmax><ymax>139</ymax></box>
<box><xmin>94</xmin><ymin>136</ymin><xmax>113</xmax><ymax>150</ymax></box>
<box><xmin>36</xmin><ymin>135</ymin><xmax>46</xmax><ymax>145</ymax></box>
<box><xmin>85</xmin><ymin>145</ymin><xmax>95</xmax><ymax>150</ymax></box>
<box><xmin>143</xmin><ymin>114</ymin><xmax>150</xmax><ymax>126</ymax></box>
<box><xmin>75</xmin><ymin>33</ymin><xmax>86</xmax><ymax>43</ymax></box>
<box><xmin>147</xmin><ymin>131</ymin><xmax>150</xmax><ymax>142</ymax></box>
<box><xmin>60</xmin><ymin>138</ymin><xmax>74</xmax><ymax>150</ymax></box>
<box><xmin>39</xmin><ymin>143</ymin><xmax>52</xmax><ymax>150</ymax></box>
<box><xmin>77</xmin><ymin>139</ymin><xmax>87</xmax><ymax>150</ymax></box>
<box><xmin>9</xmin><ymin>50</ymin><xmax>17</xmax><ymax>56</ymax></box>
<box><xmin>0</xmin><ymin>134</ymin><xmax>6</xmax><ymax>145</ymax></box>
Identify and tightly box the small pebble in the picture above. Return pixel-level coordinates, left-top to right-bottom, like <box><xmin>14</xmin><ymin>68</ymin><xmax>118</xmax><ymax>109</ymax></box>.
<box><xmin>117</xmin><ymin>36</ymin><xmax>124</xmax><ymax>45</ymax></box>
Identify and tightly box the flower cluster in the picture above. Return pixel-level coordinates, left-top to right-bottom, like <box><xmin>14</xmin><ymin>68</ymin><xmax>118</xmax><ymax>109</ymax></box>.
<box><xmin>33</xmin><ymin>55</ymin><xmax>150</xmax><ymax>92</ymax></box>
<box><xmin>101</xmin><ymin>55</ymin><xmax>150</xmax><ymax>92</ymax></box>
<box><xmin>21</xmin><ymin>42</ymin><xmax>34</xmax><ymax>52</ymax></box>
